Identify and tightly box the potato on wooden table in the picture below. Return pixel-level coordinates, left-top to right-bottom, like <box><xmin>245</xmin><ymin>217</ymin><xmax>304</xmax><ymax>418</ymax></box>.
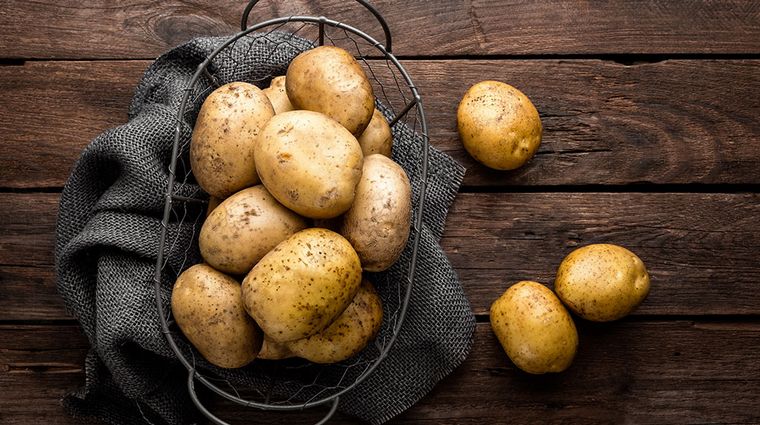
<box><xmin>457</xmin><ymin>80</ymin><xmax>542</xmax><ymax>170</ymax></box>
<box><xmin>555</xmin><ymin>244</ymin><xmax>650</xmax><ymax>322</ymax></box>
<box><xmin>490</xmin><ymin>281</ymin><xmax>578</xmax><ymax>374</ymax></box>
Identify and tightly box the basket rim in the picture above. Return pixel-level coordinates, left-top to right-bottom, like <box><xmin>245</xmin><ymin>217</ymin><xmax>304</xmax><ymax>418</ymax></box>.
<box><xmin>153</xmin><ymin>13</ymin><xmax>431</xmax><ymax>419</ymax></box>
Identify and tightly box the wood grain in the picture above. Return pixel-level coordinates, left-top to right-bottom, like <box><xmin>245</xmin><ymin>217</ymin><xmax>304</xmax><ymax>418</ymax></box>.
<box><xmin>4</xmin><ymin>192</ymin><xmax>759</xmax><ymax>319</ymax></box>
<box><xmin>445</xmin><ymin>192</ymin><xmax>760</xmax><ymax>315</ymax></box>
<box><xmin>3</xmin><ymin>323</ymin><xmax>760</xmax><ymax>424</ymax></box>
<box><xmin>2</xmin><ymin>59</ymin><xmax>759</xmax><ymax>189</ymax></box>
<box><xmin>2</xmin><ymin>1</ymin><xmax>760</xmax><ymax>59</ymax></box>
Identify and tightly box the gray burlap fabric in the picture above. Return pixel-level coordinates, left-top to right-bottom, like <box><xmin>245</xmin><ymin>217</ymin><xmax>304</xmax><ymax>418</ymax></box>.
<box><xmin>56</xmin><ymin>33</ymin><xmax>475</xmax><ymax>425</ymax></box>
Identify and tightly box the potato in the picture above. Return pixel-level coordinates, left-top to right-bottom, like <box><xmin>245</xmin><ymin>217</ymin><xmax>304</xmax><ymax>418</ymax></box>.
<box><xmin>340</xmin><ymin>154</ymin><xmax>411</xmax><ymax>272</ymax></box>
<box><xmin>286</xmin><ymin>46</ymin><xmax>374</xmax><ymax>135</ymax></box>
<box><xmin>242</xmin><ymin>228</ymin><xmax>362</xmax><ymax>342</ymax></box>
<box><xmin>357</xmin><ymin>109</ymin><xmax>392</xmax><ymax>157</ymax></box>
<box><xmin>190</xmin><ymin>82</ymin><xmax>275</xmax><ymax>198</ymax></box>
<box><xmin>199</xmin><ymin>185</ymin><xmax>307</xmax><ymax>275</ymax></box>
<box><xmin>171</xmin><ymin>264</ymin><xmax>262</xmax><ymax>368</ymax></box>
<box><xmin>490</xmin><ymin>281</ymin><xmax>578</xmax><ymax>374</ymax></box>
<box><xmin>254</xmin><ymin>110</ymin><xmax>364</xmax><ymax>219</ymax></box>
<box><xmin>555</xmin><ymin>244</ymin><xmax>650</xmax><ymax>322</ymax></box>
<box><xmin>257</xmin><ymin>336</ymin><xmax>294</xmax><ymax>360</ymax></box>
<box><xmin>457</xmin><ymin>80</ymin><xmax>542</xmax><ymax>170</ymax></box>
<box><xmin>262</xmin><ymin>76</ymin><xmax>294</xmax><ymax>114</ymax></box>
<box><xmin>288</xmin><ymin>278</ymin><xmax>383</xmax><ymax>363</ymax></box>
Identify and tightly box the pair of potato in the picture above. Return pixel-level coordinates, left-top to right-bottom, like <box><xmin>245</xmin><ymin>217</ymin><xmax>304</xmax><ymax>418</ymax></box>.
<box><xmin>491</xmin><ymin>244</ymin><xmax>650</xmax><ymax>374</ymax></box>
<box><xmin>173</xmin><ymin>46</ymin><xmax>413</xmax><ymax>369</ymax></box>
<box><xmin>172</xmin><ymin>256</ymin><xmax>382</xmax><ymax>368</ymax></box>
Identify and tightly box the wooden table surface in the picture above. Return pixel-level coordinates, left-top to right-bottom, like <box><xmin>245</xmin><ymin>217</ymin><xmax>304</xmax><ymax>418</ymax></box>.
<box><xmin>2</xmin><ymin>1</ymin><xmax>759</xmax><ymax>423</ymax></box>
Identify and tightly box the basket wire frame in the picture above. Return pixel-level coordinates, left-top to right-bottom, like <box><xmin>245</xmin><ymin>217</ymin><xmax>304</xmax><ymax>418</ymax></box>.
<box><xmin>153</xmin><ymin>2</ymin><xmax>430</xmax><ymax>423</ymax></box>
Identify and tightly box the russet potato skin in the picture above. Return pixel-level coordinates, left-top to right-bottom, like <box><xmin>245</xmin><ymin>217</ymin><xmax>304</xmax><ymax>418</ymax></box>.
<box><xmin>190</xmin><ymin>82</ymin><xmax>275</xmax><ymax>198</ymax></box>
<box><xmin>262</xmin><ymin>76</ymin><xmax>294</xmax><ymax>114</ymax></box>
<box><xmin>254</xmin><ymin>110</ymin><xmax>364</xmax><ymax>219</ymax></box>
<box><xmin>171</xmin><ymin>264</ymin><xmax>262</xmax><ymax>369</ymax></box>
<box><xmin>199</xmin><ymin>185</ymin><xmax>307</xmax><ymax>275</ymax></box>
<box><xmin>286</xmin><ymin>46</ymin><xmax>374</xmax><ymax>135</ymax></box>
<box><xmin>457</xmin><ymin>80</ymin><xmax>542</xmax><ymax>170</ymax></box>
<box><xmin>242</xmin><ymin>228</ymin><xmax>362</xmax><ymax>343</ymax></box>
<box><xmin>555</xmin><ymin>244</ymin><xmax>650</xmax><ymax>322</ymax></box>
<box><xmin>340</xmin><ymin>154</ymin><xmax>411</xmax><ymax>272</ymax></box>
<box><xmin>490</xmin><ymin>281</ymin><xmax>578</xmax><ymax>374</ymax></box>
<box><xmin>287</xmin><ymin>278</ymin><xmax>383</xmax><ymax>363</ymax></box>
<box><xmin>357</xmin><ymin>109</ymin><xmax>392</xmax><ymax>157</ymax></box>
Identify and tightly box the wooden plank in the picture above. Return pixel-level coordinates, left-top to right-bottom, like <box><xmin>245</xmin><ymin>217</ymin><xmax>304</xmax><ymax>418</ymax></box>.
<box><xmin>445</xmin><ymin>192</ymin><xmax>760</xmax><ymax>315</ymax></box>
<box><xmin>0</xmin><ymin>193</ymin><xmax>58</xmax><ymax>267</ymax></box>
<box><xmin>2</xmin><ymin>59</ymin><xmax>759</xmax><ymax>189</ymax></box>
<box><xmin>2</xmin><ymin>1</ymin><xmax>760</xmax><ymax>59</ymax></box>
<box><xmin>0</xmin><ymin>325</ymin><xmax>89</xmax><ymax>425</ymax></box>
<box><xmin>0</xmin><ymin>266</ymin><xmax>69</xmax><ymax>320</ymax></box>
<box><xmin>3</xmin><ymin>322</ymin><xmax>760</xmax><ymax>424</ymax></box>
<box><xmin>3</xmin><ymin>192</ymin><xmax>759</xmax><ymax>319</ymax></box>
<box><xmin>0</xmin><ymin>61</ymin><xmax>138</xmax><ymax>189</ymax></box>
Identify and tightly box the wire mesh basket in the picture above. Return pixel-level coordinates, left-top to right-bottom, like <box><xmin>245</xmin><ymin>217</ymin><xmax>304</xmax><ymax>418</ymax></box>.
<box><xmin>153</xmin><ymin>1</ymin><xmax>430</xmax><ymax>423</ymax></box>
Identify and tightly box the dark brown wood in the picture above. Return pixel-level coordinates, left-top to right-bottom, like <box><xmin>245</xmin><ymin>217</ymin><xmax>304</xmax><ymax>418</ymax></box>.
<box><xmin>0</xmin><ymin>193</ymin><xmax>58</xmax><ymax>267</ymax></box>
<box><xmin>2</xmin><ymin>1</ymin><xmax>760</xmax><ymax>59</ymax></box>
<box><xmin>0</xmin><ymin>325</ymin><xmax>89</xmax><ymax>425</ymax></box>
<box><xmin>2</xmin><ymin>59</ymin><xmax>760</xmax><ymax>189</ymax></box>
<box><xmin>0</xmin><ymin>266</ymin><xmax>68</xmax><ymax>321</ymax></box>
<box><xmin>3</xmin><ymin>192</ymin><xmax>759</xmax><ymax>319</ymax></box>
<box><xmin>0</xmin><ymin>61</ymin><xmax>139</xmax><ymax>189</ymax></box>
<box><xmin>3</xmin><ymin>323</ymin><xmax>760</xmax><ymax>424</ymax></box>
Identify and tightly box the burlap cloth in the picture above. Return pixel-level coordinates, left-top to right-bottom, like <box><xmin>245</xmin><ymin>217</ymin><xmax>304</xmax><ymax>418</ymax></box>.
<box><xmin>55</xmin><ymin>33</ymin><xmax>475</xmax><ymax>424</ymax></box>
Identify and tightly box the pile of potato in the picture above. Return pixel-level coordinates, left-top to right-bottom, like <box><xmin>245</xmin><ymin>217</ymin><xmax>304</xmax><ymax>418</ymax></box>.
<box><xmin>171</xmin><ymin>46</ymin><xmax>411</xmax><ymax>369</ymax></box>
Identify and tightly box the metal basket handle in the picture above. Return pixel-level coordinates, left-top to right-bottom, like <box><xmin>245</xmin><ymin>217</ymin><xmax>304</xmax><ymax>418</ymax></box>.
<box><xmin>240</xmin><ymin>0</ymin><xmax>393</xmax><ymax>52</ymax></box>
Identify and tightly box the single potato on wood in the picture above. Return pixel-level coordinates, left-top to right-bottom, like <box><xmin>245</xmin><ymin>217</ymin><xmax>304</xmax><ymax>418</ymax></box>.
<box><xmin>340</xmin><ymin>154</ymin><xmax>411</xmax><ymax>272</ymax></box>
<box><xmin>242</xmin><ymin>228</ymin><xmax>362</xmax><ymax>343</ymax></box>
<box><xmin>555</xmin><ymin>244</ymin><xmax>650</xmax><ymax>322</ymax></box>
<box><xmin>171</xmin><ymin>264</ymin><xmax>262</xmax><ymax>368</ymax></box>
<box><xmin>288</xmin><ymin>278</ymin><xmax>383</xmax><ymax>363</ymax></box>
<box><xmin>190</xmin><ymin>82</ymin><xmax>275</xmax><ymax>198</ymax></box>
<box><xmin>457</xmin><ymin>80</ymin><xmax>542</xmax><ymax>170</ymax></box>
<box><xmin>199</xmin><ymin>185</ymin><xmax>307</xmax><ymax>275</ymax></box>
<box><xmin>262</xmin><ymin>76</ymin><xmax>294</xmax><ymax>114</ymax></box>
<box><xmin>357</xmin><ymin>109</ymin><xmax>393</xmax><ymax>157</ymax></box>
<box><xmin>286</xmin><ymin>46</ymin><xmax>374</xmax><ymax>135</ymax></box>
<box><xmin>490</xmin><ymin>281</ymin><xmax>578</xmax><ymax>374</ymax></box>
<box><xmin>254</xmin><ymin>110</ymin><xmax>364</xmax><ymax>219</ymax></box>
